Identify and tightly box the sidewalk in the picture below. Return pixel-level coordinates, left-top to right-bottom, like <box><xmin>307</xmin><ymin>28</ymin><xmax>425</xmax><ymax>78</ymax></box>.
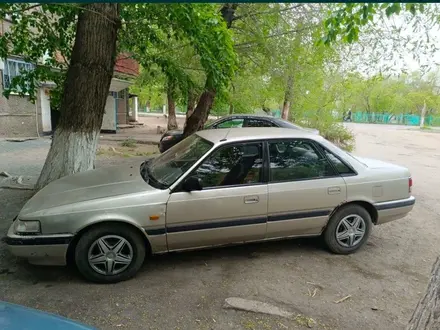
<box><xmin>99</xmin><ymin>127</ymin><xmax>161</xmax><ymax>145</ymax></box>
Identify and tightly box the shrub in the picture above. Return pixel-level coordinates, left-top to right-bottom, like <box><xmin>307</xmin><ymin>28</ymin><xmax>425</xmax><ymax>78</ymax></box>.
<box><xmin>120</xmin><ymin>138</ymin><xmax>137</xmax><ymax>148</ymax></box>
<box><xmin>318</xmin><ymin>123</ymin><xmax>355</xmax><ymax>152</ymax></box>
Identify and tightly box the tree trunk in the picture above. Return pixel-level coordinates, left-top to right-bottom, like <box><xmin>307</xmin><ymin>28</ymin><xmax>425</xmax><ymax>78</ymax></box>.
<box><xmin>182</xmin><ymin>3</ymin><xmax>237</xmax><ymax>137</ymax></box>
<box><xmin>420</xmin><ymin>100</ymin><xmax>427</xmax><ymax>128</ymax></box>
<box><xmin>282</xmin><ymin>75</ymin><xmax>293</xmax><ymax>120</ymax></box>
<box><xmin>183</xmin><ymin>88</ymin><xmax>216</xmax><ymax>137</ymax></box>
<box><xmin>184</xmin><ymin>89</ymin><xmax>197</xmax><ymax>130</ymax></box>
<box><xmin>407</xmin><ymin>257</ymin><xmax>440</xmax><ymax>330</ymax></box>
<box><xmin>167</xmin><ymin>87</ymin><xmax>178</xmax><ymax>130</ymax></box>
<box><xmin>229</xmin><ymin>102</ymin><xmax>234</xmax><ymax>115</ymax></box>
<box><xmin>35</xmin><ymin>4</ymin><xmax>120</xmax><ymax>190</ymax></box>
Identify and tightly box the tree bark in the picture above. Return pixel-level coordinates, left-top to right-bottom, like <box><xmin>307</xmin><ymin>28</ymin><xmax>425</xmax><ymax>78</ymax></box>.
<box><xmin>282</xmin><ymin>75</ymin><xmax>293</xmax><ymax>120</ymax></box>
<box><xmin>35</xmin><ymin>4</ymin><xmax>120</xmax><ymax>190</ymax></box>
<box><xmin>184</xmin><ymin>89</ymin><xmax>197</xmax><ymax>130</ymax></box>
<box><xmin>407</xmin><ymin>257</ymin><xmax>440</xmax><ymax>330</ymax></box>
<box><xmin>167</xmin><ymin>86</ymin><xmax>178</xmax><ymax>130</ymax></box>
<box><xmin>183</xmin><ymin>88</ymin><xmax>216</xmax><ymax>137</ymax></box>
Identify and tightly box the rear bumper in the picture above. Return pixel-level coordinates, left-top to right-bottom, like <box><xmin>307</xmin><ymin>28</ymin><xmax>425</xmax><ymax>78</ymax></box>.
<box><xmin>4</xmin><ymin>222</ymin><xmax>72</xmax><ymax>266</ymax></box>
<box><xmin>374</xmin><ymin>196</ymin><xmax>416</xmax><ymax>225</ymax></box>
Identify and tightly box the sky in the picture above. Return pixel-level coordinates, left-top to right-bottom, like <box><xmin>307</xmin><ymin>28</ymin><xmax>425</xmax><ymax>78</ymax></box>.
<box><xmin>347</xmin><ymin>5</ymin><xmax>440</xmax><ymax>79</ymax></box>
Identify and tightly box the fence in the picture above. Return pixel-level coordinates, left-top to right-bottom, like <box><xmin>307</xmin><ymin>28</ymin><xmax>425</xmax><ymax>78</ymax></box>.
<box><xmin>350</xmin><ymin>112</ymin><xmax>440</xmax><ymax>127</ymax></box>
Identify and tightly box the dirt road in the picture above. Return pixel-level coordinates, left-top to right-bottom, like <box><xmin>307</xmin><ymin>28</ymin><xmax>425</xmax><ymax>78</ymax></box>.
<box><xmin>0</xmin><ymin>123</ymin><xmax>439</xmax><ymax>330</ymax></box>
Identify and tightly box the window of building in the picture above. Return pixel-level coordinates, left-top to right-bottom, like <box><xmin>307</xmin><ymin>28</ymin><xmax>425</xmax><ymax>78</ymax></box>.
<box><xmin>3</xmin><ymin>58</ymin><xmax>34</xmax><ymax>92</ymax></box>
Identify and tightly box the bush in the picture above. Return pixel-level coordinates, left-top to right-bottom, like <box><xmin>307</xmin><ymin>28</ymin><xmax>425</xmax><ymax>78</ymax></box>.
<box><xmin>318</xmin><ymin>123</ymin><xmax>355</xmax><ymax>152</ymax></box>
<box><xmin>298</xmin><ymin>119</ymin><xmax>355</xmax><ymax>152</ymax></box>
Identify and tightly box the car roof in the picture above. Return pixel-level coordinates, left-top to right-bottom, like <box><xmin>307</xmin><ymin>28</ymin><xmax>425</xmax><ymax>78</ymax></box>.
<box><xmin>218</xmin><ymin>113</ymin><xmax>274</xmax><ymax>118</ymax></box>
<box><xmin>196</xmin><ymin>127</ymin><xmax>321</xmax><ymax>144</ymax></box>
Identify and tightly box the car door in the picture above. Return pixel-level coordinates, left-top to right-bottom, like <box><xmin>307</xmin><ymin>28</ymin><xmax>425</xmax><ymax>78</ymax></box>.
<box><xmin>266</xmin><ymin>138</ymin><xmax>347</xmax><ymax>238</ymax></box>
<box><xmin>166</xmin><ymin>141</ymin><xmax>268</xmax><ymax>250</ymax></box>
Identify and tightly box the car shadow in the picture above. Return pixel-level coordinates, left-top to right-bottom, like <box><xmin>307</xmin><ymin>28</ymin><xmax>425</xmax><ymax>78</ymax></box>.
<box><xmin>2</xmin><ymin>236</ymin><xmax>330</xmax><ymax>285</ymax></box>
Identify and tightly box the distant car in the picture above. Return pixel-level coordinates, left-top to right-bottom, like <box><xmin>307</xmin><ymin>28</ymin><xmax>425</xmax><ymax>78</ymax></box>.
<box><xmin>5</xmin><ymin>128</ymin><xmax>415</xmax><ymax>283</ymax></box>
<box><xmin>0</xmin><ymin>301</ymin><xmax>95</xmax><ymax>329</ymax></box>
<box><xmin>159</xmin><ymin>114</ymin><xmax>319</xmax><ymax>153</ymax></box>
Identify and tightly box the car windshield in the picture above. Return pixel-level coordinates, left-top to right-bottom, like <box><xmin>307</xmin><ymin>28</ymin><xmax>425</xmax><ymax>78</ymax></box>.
<box><xmin>145</xmin><ymin>134</ymin><xmax>213</xmax><ymax>188</ymax></box>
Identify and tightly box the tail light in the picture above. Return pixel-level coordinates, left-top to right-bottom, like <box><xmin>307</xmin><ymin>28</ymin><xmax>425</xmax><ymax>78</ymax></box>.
<box><xmin>409</xmin><ymin>177</ymin><xmax>413</xmax><ymax>193</ymax></box>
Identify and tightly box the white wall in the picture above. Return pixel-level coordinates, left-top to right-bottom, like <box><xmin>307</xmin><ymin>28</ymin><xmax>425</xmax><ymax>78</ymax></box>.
<box><xmin>39</xmin><ymin>87</ymin><xmax>52</xmax><ymax>133</ymax></box>
<box><xmin>101</xmin><ymin>94</ymin><xmax>116</xmax><ymax>131</ymax></box>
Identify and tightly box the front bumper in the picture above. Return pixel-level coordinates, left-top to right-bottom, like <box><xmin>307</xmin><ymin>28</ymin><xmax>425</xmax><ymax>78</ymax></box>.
<box><xmin>374</xmin><ymin>196</ymin><xmax>416</xmax><ymax>225</ymax></box>
<box><xmin>4</xmin><ymin>222</ymin><xmax>73</xmax><ymax>266</ymax></box>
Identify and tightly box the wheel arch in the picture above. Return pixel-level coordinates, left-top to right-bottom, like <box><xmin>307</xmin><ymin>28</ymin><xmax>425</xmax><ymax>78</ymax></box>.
<box><xmin>66</xmin><ymin>220</ymin><xmax>152</xmax><ymax>266</ymax></box>
<box><xmin>328</xmin><ymin>200</ymin><xmax>378</xmax><ymax>225</ymax></box>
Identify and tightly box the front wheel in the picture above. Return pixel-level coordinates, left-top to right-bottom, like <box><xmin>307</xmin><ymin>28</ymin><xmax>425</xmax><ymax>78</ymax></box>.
<box><xmin>323</xmin><ymin>204</ymin><xmax>372</xmax><ymax>254</ymax></box>
<box><xmin>74</xmin><ymin>223</ymin><xmax>146</xmax><ymax>283</ymax></box>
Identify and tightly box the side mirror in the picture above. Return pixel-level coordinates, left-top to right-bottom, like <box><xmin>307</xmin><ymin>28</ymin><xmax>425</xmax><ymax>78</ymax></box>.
<box><xmin>182</xmin><ymin>176</ymin><xmax>203</xmax><ymax>192</ymax></box>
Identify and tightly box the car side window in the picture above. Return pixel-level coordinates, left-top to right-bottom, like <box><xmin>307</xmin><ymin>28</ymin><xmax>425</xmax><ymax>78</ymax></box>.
<box><xmin>244</xmin><ymin>118</ymin><xmax>275</xmax><ymax>127</ymax></box>
<box><xmin>321</xmin><ymin>148</ymin><xmax>356</xmax><ymax>175</ymax></box>
<box><xmin>215</xmin><ymin>118</ymin><xmax>244</xmax><ymax>129</ymax></box>
<box><xmin>268</xmin><ymin>139</ymin><xmax>336</xmax><ymax>182</ymax></box>
<box><xmin>194</xmin><ymin>142</ymin><xmax>263</xmax><ymax>188</ymax></box>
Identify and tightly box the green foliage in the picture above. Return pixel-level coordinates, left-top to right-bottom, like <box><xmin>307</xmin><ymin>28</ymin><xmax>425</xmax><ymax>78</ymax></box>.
<box><xmin>320</xmin><ymin>123</ymin><xmax>355</xmax><ymax>152</ymax></box>
<box><xmin>320</xmin><ymin>3</ymin><xmax>424</xmax><ymax>45</ymax></box>
<box><xmin>121</xmin><ymin>4</ymin><xmax>236</xmax><ymax>100</ymax></box>
<box><xmin>0</xmin><ymin>4</ymin><xmax>78</xmax><ymax>104</ymax></box>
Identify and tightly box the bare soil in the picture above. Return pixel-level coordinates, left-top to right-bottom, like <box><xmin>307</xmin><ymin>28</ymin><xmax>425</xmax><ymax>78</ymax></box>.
<box><xmin>0</xmin><ymin>123</ymin><xmax>439</xmax><ymax>330</ymax></box>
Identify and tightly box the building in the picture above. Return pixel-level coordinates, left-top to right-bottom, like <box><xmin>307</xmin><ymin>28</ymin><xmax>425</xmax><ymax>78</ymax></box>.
<box><xmin>0</xmin><ymin>17</ymin><xmax>140</xmax><ymax>137</ymax></box>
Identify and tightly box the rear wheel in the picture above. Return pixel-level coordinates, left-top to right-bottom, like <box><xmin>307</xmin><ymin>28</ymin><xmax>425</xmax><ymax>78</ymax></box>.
<box><xmin>323</xmin><ymin>204</ymin><xmax>372</xmax><ymax>254</ymax></box>
<box><xmin>74</xmin><ymin>223</ymin><xmax>146</xmax><ymax>283</ymax></box>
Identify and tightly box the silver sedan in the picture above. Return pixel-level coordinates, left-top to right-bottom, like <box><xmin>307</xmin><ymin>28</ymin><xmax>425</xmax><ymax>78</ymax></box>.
<box><xmin>5</xmin><ymin>128</ymin><xmax>415</xmax><ymax>283</ymax></box>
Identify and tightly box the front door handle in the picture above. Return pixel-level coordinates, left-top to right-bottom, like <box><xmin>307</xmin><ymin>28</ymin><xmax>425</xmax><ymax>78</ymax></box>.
<box><xmin>328</xmin><ymin>187</ymin><xmax>341</xmax><ymax>195</ymax></box>
<box><xmin>244</xmin><ymin>196</ymin><xmax>259</xmax><ymax>204</ymax></box>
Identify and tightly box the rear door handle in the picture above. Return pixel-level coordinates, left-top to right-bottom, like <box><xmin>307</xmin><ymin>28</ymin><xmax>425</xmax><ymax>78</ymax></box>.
<box><xmin>244</xmin><ymin>196</ymin><xmax>259</xmax><ymax>204</ymax></box>
<box><xmin>328</xmin><ymin>187</ymin><xmax>341</xmax><ymax>195</ymax></box>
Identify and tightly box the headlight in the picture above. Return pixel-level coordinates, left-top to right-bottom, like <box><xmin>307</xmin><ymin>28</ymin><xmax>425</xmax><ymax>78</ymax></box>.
<box><xmin>15</xmin><ymin>220</ymin><xmax>41</xmax><ymax>234</ymax></box>
<box><xmin>161</xmin><ymin>135</ymin><xmax>173</xmax><ymax>142</ymax></box>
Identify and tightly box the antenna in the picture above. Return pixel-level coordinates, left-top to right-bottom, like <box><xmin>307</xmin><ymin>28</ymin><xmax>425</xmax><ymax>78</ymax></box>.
<box><xmin>220</xmin><ymin>128</ymin><xmax>230</xmax><ymax>142</ymax></box>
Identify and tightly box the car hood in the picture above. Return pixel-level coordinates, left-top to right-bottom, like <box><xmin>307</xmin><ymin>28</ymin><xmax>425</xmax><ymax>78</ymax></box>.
<box><xmin>0</xmin><ymin>301</ymin><xmax>95</xmax><ymax>329</ymax></box>
<box><xmin>20</xmin><ymin>164</ymin><xmax>155</xmax><ymax>217</ymax></box>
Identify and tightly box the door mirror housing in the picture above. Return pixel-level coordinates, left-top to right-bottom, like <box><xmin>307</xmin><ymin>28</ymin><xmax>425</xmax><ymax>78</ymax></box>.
<box><xmin>182</xmin><ymin>176</ymin><xmax>203</xmax><ymax>192</ymax></box>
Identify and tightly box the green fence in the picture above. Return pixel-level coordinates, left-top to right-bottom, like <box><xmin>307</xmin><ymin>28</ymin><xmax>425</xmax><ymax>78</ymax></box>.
<box><xmin>351</xmin><ymin>112</ymin><xmax>440</xmax><ymax>127</ymax></box>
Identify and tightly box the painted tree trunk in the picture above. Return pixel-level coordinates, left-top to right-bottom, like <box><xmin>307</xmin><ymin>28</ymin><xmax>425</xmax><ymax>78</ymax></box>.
<box><xmin>420</xmin><ymin>100</ymin><xmax>427</xmax><ymax>128</ymax></box>
<box><xmin>167</xmin><ymin>88</ymin><xmax>178</xmax><ymax>130</ymax></box>
<box><xmin>407</xmin><ymin>257</ymin><xmax>440</xmax><ymax>329</ymax></box>
<box><xmin>35</xmin><ymin>3</ymin><xmax>120</xmax><ymax>191</ymax></box>
<box><xmin>282</xmin><ymin>75</ymin><xmax>293</xmax><ymax>120</ymax></box>
<box><xmin>183</xmin><ymin>88</ymin><xmax>216</xmax><ymax>137</ymax></box>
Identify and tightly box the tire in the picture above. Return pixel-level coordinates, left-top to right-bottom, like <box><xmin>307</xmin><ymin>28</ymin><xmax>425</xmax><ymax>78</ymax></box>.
<box><xmin>323</xmin><ymin>204</ymin><xmax>372</xmax><ymax>254</ymax></box>
<box><xmin>74</xmin><ymin>223</ymin><xmax>146</xmax><ymax>283</ymax></box>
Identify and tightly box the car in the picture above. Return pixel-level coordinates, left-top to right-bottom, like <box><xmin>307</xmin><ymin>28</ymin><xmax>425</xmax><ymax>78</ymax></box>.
<box><xmin>0</xmin><ymin>300</ymin><xmax>95</xmax><ymax>329</ymax></box>
<box><xmin>5</xmin><ymin>127</ymin><xmax>415</xmax><ymax>283</ymax></box>
<box><xmin>159</xmin><ymin>114</ymin><xmax>319</xmax><ymax>153</ymax></box>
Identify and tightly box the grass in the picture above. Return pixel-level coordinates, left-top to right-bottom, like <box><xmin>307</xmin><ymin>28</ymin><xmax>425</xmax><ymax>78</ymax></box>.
<box><xmin>120</xmin><ymin>138</ymin><xmax>137</xmax><ymax>148</ymax></box>
<box><xmin>97</xmin><ymin>145</ymin><xmax>157</xmax><ymax>158</ymax></box>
